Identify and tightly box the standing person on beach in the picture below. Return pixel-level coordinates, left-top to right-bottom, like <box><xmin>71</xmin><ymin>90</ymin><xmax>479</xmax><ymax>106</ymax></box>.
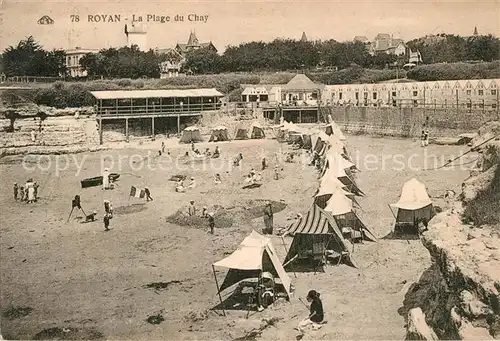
<box><xmin>208</xmin><ymin>212</ymin><xmax>215</xmax><ymax>234</ymax></box>
<box><xmin>103</xmin><ymin>213</ymin><xmax>110</xmax><ymax>231</ymax></box>
<box><xmin>144</xmin><ymin>187</ymin><xmax>153</xmax><ymax>202</ymax></box>
<box><xmin>13</xmin><ymin>183</ymin><xmax>18</xmax><ymax>201</ymax></box>
<box><xmin>262</xmin><ymin>201</ymin><xmax>274</xmax><ymax>235</ymax></box>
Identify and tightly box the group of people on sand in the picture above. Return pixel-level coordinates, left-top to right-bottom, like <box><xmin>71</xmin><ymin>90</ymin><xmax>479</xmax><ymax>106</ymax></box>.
<box><xmin>176</xmin><ymin>176</ymin><xmax>197</xmax><ymax>193</ymax></box>
<box><xmin>190</xmin><ymin>142</ymin><xmax>221</xmax><ymax>159</ymax></box>
<box><xmin>243</xmin><ymin>168</ymin><xmax>262</xmax><ymax>185</ymax></box>
<box><xmin>14</xmin><ymin>179</ymin><xmax>39</xmax><ymax>203</ymax></box>
<box><xmin>187</xmin><ymin>200</ymin><xmax>215</xmax><ymax>234</ymax></box>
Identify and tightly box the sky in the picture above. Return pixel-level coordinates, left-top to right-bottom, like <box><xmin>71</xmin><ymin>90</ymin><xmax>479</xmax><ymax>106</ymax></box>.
<box><xmin>1</xmin><ymin>0</ymin><xmax>499</xmax><ymax>52</ymax></box>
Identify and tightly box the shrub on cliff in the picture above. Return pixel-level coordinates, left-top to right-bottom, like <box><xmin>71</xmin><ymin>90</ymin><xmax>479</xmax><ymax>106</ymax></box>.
<box><xmin>407</xmin><ymin>61</ymin><xmax>500</xmax><ymax>81</ymax></box>
<box><xmin>310</xmin><ymin>67</ymin><xmax>403</xmax><ymax>84</ymax></box>
<box><xmin>463</xmin><ymin>164</ymin><xmax>500</xmax><ymax>226</ymax></box>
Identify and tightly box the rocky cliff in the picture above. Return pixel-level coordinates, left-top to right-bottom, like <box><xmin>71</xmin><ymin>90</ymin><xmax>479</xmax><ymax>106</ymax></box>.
<box><xmin>403</xmin><ymin>121</ymin><xmax>500</xmax><ymax>340</ymax></box>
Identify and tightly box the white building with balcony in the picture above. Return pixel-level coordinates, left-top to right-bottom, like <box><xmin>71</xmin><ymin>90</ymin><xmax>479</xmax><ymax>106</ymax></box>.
<box><xmin>65</xmin><ymin>47</ymin><xmax>98</xmax><ymax>78</ymax></box>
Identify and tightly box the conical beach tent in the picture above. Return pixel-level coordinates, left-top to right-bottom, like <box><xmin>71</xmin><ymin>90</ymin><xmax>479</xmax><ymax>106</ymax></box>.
<box><xmin>324</xmin><ymin>191</ymin><xmax>377</xmax><ymax>242</ymax></box>
<box><xmin>283</xmin><ymin>204</ymin><xmax>356</xmax><ymax>270</ymax></box>
<box><xmin>389</xmin><ymin>178</ymin><xmax>434</xmax><ymax>233</ymax></box>
<box><xmin>250</xmin><ymin>122</ymin><xmax>266</xmax><ymax>139</ymax></box>
<box><xmin>321</xmin><ymin>165</ymin><xmax>364</xmax><ymax>196</ymax></box>
<box><xmin>179</xmin><ymin>126</ymin><xmax>203</xmax><ymax>143</ymax></box>
<box><xmin>325</xmin><ymin>121</ymin><xmax>346</xmax><ymax>141</ymax></box>
<box><xmin>209</xmin><ymin>126</ymin><xmax>230</xmax><ymax>142</ymax></box>
<box><xmin>315</xmin><ymin>176</ymin><xmax>353</xmax><ymax>209</ymax></box>
<box><xmin>234</xmin><ymin>127</ymin><xmax>249</xmax><ymax>140</ymax></box>
<box><xmin>213</xmin><ymin>231</ymin><xmax>292</xmax><ymax>300</ymax></box>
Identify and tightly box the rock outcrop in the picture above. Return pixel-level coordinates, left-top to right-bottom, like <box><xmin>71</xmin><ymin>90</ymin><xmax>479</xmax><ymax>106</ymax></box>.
<box><xmin>0</xmin><ymin>116</ymin><xmax>102</xmax><ymax>156</ymax></box>
<box><xmin>403</xmin><ymin>121</ymin><xmax>500</xmax><ymax>340</ymax></box>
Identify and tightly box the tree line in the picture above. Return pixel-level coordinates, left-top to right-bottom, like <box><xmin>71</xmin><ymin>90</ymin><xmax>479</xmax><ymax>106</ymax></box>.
<box><xmin>1</xmin><ymin>34</ymin><xmax>499</xmax><ymax>78</ymax></box>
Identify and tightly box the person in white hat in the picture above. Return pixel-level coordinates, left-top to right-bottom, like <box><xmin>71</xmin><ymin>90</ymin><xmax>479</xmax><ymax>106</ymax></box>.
<box><xmin>188</xmin><ymin>177</ymin><xmax>196</xmax><ymax>188</ymax></box>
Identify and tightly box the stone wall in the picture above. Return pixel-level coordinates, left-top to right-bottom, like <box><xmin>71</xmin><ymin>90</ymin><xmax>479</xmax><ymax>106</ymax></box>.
<box><xmin>324</xmin><ymin>106</ymin><xmax>500</xmax><ymax>137</ymax></box>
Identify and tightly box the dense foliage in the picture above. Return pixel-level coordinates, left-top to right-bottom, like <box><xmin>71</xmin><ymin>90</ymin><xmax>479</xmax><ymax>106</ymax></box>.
<box><xmin>407</xmin><ymin>61</ymin><xmax>500</xmax><ymax>81</ymax></box>
<box><xmin>407</xmin><ymin>34</ymin><xmax>500</xmax><ymax>64</ymax></box>
<box><xmin>2</xmin><ymin>36</ymin><xmax>66</xmax><ymax>77</ymax></box>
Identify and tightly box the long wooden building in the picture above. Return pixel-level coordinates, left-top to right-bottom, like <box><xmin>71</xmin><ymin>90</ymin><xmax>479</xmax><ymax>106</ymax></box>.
<box><xmin>91</xmin><ymin>88</ymin><xmax>223</xmax><ymax>143</ymax></box>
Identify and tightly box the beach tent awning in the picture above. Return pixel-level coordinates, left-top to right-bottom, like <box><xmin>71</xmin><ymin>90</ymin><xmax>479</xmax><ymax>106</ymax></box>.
<box><xmin>213</xmin><ymin>231</ymin><xmax>291</xmax><ymax>297</ymax></box>
<box><xmin>212</xmin><ymin>125</ymin><xmax>228</xmax><ymax>131</ymax></box>
<box><xmin>184</xmin><ymin>126</ymin><xmax>200</xmax><ymax>131</ymax></box>
<box><xmin>390</xmin><ymin>178</ymin><xmax>433</xmax><ymax>210</ymax></box>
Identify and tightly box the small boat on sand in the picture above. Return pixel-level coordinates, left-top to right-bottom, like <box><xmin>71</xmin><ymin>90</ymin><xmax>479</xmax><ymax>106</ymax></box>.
<box><xmin>81</xmin><ymin>173</ymin><xmax>120</xmax><ymax>188</ymax></box>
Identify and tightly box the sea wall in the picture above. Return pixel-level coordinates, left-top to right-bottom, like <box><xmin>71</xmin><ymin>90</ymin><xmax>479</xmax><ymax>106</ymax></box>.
<box><xmin>402</xmin><ymin>124</ymin><xmax>500</xmax><ymax>340</ymax></box>
<box><xmin>325</xmin><ymin>106</ymin><xmax>500</xmax><ymax>137</ymax></box>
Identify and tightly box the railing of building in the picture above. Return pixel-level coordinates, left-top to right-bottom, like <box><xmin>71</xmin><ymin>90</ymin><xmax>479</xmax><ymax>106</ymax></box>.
<box><xmin>96</xmin><ymin>97</ymin><xmax>222</xmax><ymax>117</ymax></box>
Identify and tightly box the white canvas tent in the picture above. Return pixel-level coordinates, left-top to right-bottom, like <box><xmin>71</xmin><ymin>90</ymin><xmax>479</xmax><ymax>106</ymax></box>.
<box><xmin>250</xmin><ymin>122</ymin><xmax>266</xmax><ymax>139</ymax></box>
<box><xmin>324</xmin><ymin>190</ymin><xmax>377</xmax><ymax>242</ymax></box>
<box><xmin>179</xmin><ymin>126</ymin><xmax>203</xmax><ymax>143</ymax></box>
<box><xmin>321</xmin><ymin>151</ymin><xmax>357</xmax><ymax>177</ymax></box>
<box><xmin>389</xmin><ymin>178</ymin><xmax>434</xmax><ymax>233</ymax></box>
<box><xmin>209</xmin><ymin>126</ymin><xmax>230</xmax><ymax>142</ymax></box>
<box><xmin>212</xmin><ymin>231</ymin><xmax>292</xmax><ymax>310</ymax></box>
<box><xmin>320</xmin><ymin>163</ymin><xmax>364</xmax><ymax>196</ymax></box>
<box><xmin>325</xmin><ymin>122</ymin><xmax>347</xmax><ymax>141</ymax></box>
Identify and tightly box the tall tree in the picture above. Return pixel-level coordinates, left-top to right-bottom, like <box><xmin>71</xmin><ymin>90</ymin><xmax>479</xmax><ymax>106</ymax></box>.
<box><xmin>2</xmin><ymin>36</ymin><xmax>65</xmax><ymax>77</ymax></box>
<box><xmin>183</xmin><ymin>48</ymin><xmax>222</xmax><ymax>74</ymax></box>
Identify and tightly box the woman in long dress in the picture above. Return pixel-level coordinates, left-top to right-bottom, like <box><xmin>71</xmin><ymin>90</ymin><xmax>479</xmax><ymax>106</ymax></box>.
<box><xmin>26</xmin><ymin>181</ymin><xmax>35</xmax><ymax>203</ymax></box>
<box><xmin>262</xmin><ymin>202</ymin><xmax>273</xmax><ymax>235</ymax></box>
<box><xmin>102</xmin><ymin>168</ymin><xmax>110</xmax><ymax>190</ymax></box>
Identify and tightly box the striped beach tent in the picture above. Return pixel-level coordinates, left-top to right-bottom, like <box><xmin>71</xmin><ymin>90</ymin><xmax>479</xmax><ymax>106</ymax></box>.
<box><xmin>283</xmin><ymin>204</ymin><xmax>356</xmax><ymax>270</ymax></box>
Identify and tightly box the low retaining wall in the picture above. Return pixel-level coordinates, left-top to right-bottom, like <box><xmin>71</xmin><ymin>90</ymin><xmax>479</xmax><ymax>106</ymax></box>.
<box><xmin>324</xmin><ymin>106</ymin><xmax>500</xmax><ymax>137</ymax></box>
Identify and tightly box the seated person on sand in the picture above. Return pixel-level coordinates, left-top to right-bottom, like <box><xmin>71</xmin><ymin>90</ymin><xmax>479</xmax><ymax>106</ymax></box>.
<box><xmin>188</xmin><ymin>177</ymin><xmax>197</xmax><ymax>188</ymax></box>
<box><xmin>214</xmin><ymin>173</ymin><xmax>222</xmax><ymax>185</ymax></box>
<box><xmin>176</xmin><ymin>179</ymin><xmax>186</xmax><ymax>193</ymax></box>
<box><xmin>204</xmin><ymin>148</ymin><xmax>211</xmax><ymax>157</ymax></box>
<box><xmin>285</xmin><ymin>153</ymin><xmax>294</xmax><ymax>163</ymax></box>
<box><xmin>212</xmin><ymin>146</ymin><xmax>220</xmax><ymax>158</ymax></box>
<box><xmin>244</xmin><ymin>174</ymin><xmax>253</xmax><ymax>184</ymax></box>
<box><xmin>253</xmin><ymin>172</ymin><xmax>262</xmax><ymax>183</ymax></box>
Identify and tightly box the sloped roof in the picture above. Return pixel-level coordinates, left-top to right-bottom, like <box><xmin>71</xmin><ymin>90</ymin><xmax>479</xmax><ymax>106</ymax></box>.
<box><xmin>287</xmin><ymin>204</ymin><xmax>342</xmax><ymax>235</ymax></box>
<box><xmin>284</xmin><ymin>74</ymin><xmax>322</xmax><ymax>91</ymax></box>
<box><xmin>301</xmin><ymin>31</ymin><xmax>308</xmax><ymax>42</ymax></box>
<box><xmin>91</xmin><ymin>88</ymin><xmax>223</xmax><ymax>100</ymax></box>
<box><xmin>390</xmin><ymin>178</ymin><xmax>432</xmax><ymax>210</ymax></box>
<box><xmin>353</xmin><ymin>36</ymin><xmax>369</xmax><ymax>42</ymax></box>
